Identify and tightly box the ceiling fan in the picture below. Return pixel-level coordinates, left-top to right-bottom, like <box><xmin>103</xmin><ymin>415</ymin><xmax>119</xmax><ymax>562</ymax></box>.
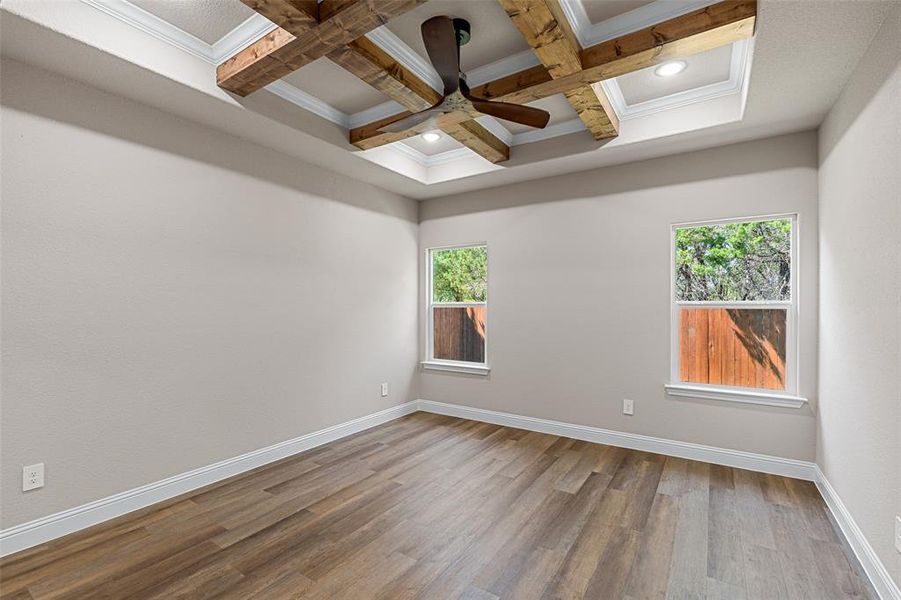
<box><xmin>379</xmin><ymin>16</ymin><xmax>551</xmax><ymax>133</ymax></box>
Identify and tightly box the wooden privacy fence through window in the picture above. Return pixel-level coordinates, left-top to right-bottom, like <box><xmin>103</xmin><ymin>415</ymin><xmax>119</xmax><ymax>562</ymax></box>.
<box><xmin>433</xmin><ymin>306</ymin><xmax>486</xmax><ymax>363</ymax></box>
<box><xmin>680</xmin><ymin>308</ymin><xmax>786</xmax><ymax>390</ymax></box>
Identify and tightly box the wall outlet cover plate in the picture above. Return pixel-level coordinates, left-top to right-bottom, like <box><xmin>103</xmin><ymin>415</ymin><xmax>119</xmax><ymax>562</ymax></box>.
<box><xmin>23</xmin><ymin>463</ymin><xmax>44</xmax><ymax>491</ymax></box>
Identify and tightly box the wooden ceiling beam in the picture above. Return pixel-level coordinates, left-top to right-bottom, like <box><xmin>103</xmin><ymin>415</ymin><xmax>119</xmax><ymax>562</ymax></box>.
<box><xmin>564</xmin><ymin>84</ymin><xmax>619</xmax><ymax>139</ymax></box>
<box><xmin>327</xmin><ymin>38</ymin><xmax>441</xmax><ymax>112</ymax></box>
<box><xmin>218</xmin><ymin>0</ymin><xmax>425</xmax><ymax>96</ymax></box>
<box><xmin>350</xmin><ymin>111</ymin><xmax>472</xmax><ymax>151</ymax></box>
<box><xmin>498</xmin><ymin>0</ymin><xmax>619</xmax><ymax>140</ymax></box>
<box><xmin>352</xmin><ymin>0</ymin><xmax>755</xmax><ymax>149</ymax></box>
<box><xmin>220</xmin><ymin>1</ymin><xmax>438</xmax><ymax>112</ymax></box>
<box><xmin>439</xmin><ymin>120</ymin><xmax>510</xmax><ymax>163</ymax></box>
<box><xmin>239</xmin><ymin>0</ymin><xmax>319</xmax><ymax>31</ymax></box>
<box><xmin>229</xmin><ymin>0</ymin><xmax>510</xmax><ymax>162</ymax></box>
<box><xmin>474</xmin><ymin>0</ymin><xmax>757</xmax><ymax>104</ymax></box>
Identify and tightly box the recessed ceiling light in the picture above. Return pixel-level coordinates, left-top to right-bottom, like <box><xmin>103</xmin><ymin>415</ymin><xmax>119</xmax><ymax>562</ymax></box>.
<box><xmin>422</xmin><ymin>132</ymin><xmax>441</xmax><ymax>142</ymax></box>
<box><xmin>654</xmin><ymin>60</ymin><xmax>687</xmax><ymax>77</ymax></box>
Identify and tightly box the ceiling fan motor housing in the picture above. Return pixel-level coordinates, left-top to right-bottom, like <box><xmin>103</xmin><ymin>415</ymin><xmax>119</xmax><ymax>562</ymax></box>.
<box><xmin>377</xmin><ymin>15</ymin><xmax>549</xmax><ymax>133</ymax></box>
<box><xmin>453</xmin><ymin>18</ymin><xmax>471</xmax><ymax>46</ymax></box>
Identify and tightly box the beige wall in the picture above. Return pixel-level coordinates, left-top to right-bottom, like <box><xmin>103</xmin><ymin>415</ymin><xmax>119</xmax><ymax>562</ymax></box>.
<box><xmin>817</xmin><ymin>5</ymin><xmax>901</xmax><ymax>587</ymax></box>
<box><xmin>0</xmin><ymin>60</ymin><xmax>420</xmax><ymax>528</ymax></box>
<box><xmin>4</xmin><ymin>23</ymin><xmax>898</xmax><ymax>588</ymax></box>
<box><xmin>419</xmin><ymin>131</ymin><xmax>820</xmax><ymax>461</ymax></box>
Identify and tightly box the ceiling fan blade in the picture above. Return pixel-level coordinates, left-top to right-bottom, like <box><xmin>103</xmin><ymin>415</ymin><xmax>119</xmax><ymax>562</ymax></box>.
<box><xmin>421</xmin><ymin>16</ymin><xmax>460</xmax><ymax>96</ymax></box>
<box><xmin>468</xmin><ymin>99</ymin><xmax>550</xmax><ymax>129</ymax></box>
<box><xmin>378</xmin><ymin>110</ymin><xmax>444</xmax><ymax>134</ymax></box>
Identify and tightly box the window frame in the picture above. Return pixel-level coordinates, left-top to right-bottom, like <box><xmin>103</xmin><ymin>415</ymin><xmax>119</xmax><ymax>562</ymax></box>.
<box><xmin>666</xmin><ymin>213</ymin><xmax>806</xmax><ymax>408</ymax></box>
<box><xmin>422</xmin><ymin>243</ymin><xmax>490</xmax><ymax>375</ymax></box>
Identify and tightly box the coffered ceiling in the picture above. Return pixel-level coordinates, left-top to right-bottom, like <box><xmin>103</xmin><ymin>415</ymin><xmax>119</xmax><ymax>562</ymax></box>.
<box><xmin>387</xmin><ymin>0</ymin><xmax>532</xmax><ymax>71</ymax></box>
<box><xmin>128</xmin><ymin>0</ymin><xmax>256</xmax><ymax>44</ymax></box>
<box><xmin>1</xmin><ymin>0</ymin><xmax>893</xmax><ymax>198</ymax></box>
<box><xmin>90</xmin><ymin>0</ymin><xmax>755</xmax><ymax>180</ymax></box>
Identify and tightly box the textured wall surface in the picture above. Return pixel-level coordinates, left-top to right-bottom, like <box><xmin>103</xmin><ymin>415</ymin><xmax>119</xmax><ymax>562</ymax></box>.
<box><xmin>817</xmin><ymin>5</ymin><xmax>901</xmax><ymax>588</ymax></box>
<box><xmin>0</xmin><ymin>60</ymin><xmax>420</xmax><ymax>528</ymax></box>
<box><xmin>420</xmin><ymin>132</ymin><xmax>820</xmax><ymax>461</ymax></box>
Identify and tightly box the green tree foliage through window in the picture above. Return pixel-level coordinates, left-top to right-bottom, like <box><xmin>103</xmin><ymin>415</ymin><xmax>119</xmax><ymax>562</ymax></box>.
<box><xmin>432</xmin><ymin>246</ymin><xmax>487</xmax><ymax>302</ymax></box>
<box><xmin>675</xmin><ymin>219</ymin><xmax>791</xmax><ymax>301</ymax></box>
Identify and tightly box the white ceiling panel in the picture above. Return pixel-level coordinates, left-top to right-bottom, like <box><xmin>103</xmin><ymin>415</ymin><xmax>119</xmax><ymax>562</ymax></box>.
<box><xmin>281</xmin><ymin>58</ymin><xmax>392</xmax><ymax>115</ymax></box>
<box><xmin>400</xmin><ymin>130</ymin><xmax>466</xmax><ymax>156</ymax></box>
<box><xmin>500</xmin><ymin>94</ymin><xmax>581</xmax><ymax>135</ymax></box>
<box><xmin>616</xmin><ymin>43</ymin><xmax>733</xmax><ymax>105</ymax></box>
<box><xmin>386</xmin><ymin>0</ymin><xmax>530</xmax><ymax>71</ymax></box>
<box><xmin>580</xmin><ymin>0</ymin><xmax>656</xmax><ymax>24</ymax></box>
<box><xmin>129</xmin><ymin>0</ymin><xmax>255</xmax><ymax>44</ymax></box>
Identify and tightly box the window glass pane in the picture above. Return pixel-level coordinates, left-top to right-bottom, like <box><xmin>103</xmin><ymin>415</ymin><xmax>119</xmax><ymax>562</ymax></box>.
<box><xmin>679</xmin><ymin>308</ymin><xmax>786</xmax><ymax>390</ymax></box>
<box><xmin>432</xmin><ymin>246</ymin><xmax>487</xmax><ymax>302</ymax></box>
<box><xmin>433</xmin><ymin>306</ymin><xmax>485</xmax><ymax>363</ymax></box>
<box><xmin>675</xmin><ymin>219</ymin><xmax>791</xmax><ymax>301</ymax></box>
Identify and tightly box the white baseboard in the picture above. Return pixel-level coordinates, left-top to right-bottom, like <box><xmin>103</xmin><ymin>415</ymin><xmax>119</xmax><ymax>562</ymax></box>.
<box><xmin>814</xmin><ymin>467</ymin><xmax>901</xmax><ymax>600</ymax></box>
<box><xmin>417</xmin><ymin>400</ymin><xmax>816</xmax><ymax>480</ymax></box>
<box><xmin>417</xmin><ymin>399</ymin><xmax>899</xmax><ymax>600</ymax></box>
<box><xmin>4</xmin><ymin>398</ymin><xmax>897</xmax><ymax>600</ymax></box>
<box><xmin>0</xmin><ymin>401</ymin><xmax>419</xmax><ymax>558</ymax></box>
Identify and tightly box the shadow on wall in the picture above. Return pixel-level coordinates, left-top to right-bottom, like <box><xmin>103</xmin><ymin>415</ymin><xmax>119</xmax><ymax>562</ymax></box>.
<box><xmin>680</xmin><ymin>308</ymin><xmax>786</xmax><ymax>390</ymax></box>
<box><xmin>433</xmin><ymin>306</ymin><xmax>485</xmax><ymax>363</ymax></box>
<box><xmin>420</xmin><ymin>131</ymin><xmax>819</xmax><ymax>220</ymax></box>
<box><xmin>819</xmin><ymin>6</ymin><xmax>901</xmax><ymax>162</ymax></box>
<box><xmin>0</xmin><ymin>15</ymin><xmax>416</xmax><ymax>223</ymax></box>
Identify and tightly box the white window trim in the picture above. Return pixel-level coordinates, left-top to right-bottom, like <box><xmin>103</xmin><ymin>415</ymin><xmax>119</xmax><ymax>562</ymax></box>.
<box><xmin>663</xmin><ymin>383</ymin><xmax>806</xmax><ymax>408</ymax></box>
<box><xmin>666</xmin><ymin>213</ymin><xmax>807</xmax><ymax>408</ymax></box>
<box><xmin>422</xmin><ymin>243</ymin><xmax>490</xmax><ymax>376</ymax></box>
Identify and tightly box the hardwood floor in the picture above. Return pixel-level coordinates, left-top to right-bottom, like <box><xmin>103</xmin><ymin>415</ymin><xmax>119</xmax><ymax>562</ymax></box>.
<box><xmin>0</xmin><ymin>412</ymin><xmax>872</xmax><ymax>599</ymax></box>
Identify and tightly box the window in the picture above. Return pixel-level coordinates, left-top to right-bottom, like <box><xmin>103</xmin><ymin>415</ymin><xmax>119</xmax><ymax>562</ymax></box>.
<box><xmin>424</xmin><ymin>245</ymin><xmax>488</xmax><ymax>374</ymax></box>
<box><xmin>667</xmin><ymin>216</ymin><xmax>804</xmax><ymax>406</ymax></box>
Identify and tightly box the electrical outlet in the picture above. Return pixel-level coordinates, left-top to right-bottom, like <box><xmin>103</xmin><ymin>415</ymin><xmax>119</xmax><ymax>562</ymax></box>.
<box><xmin>23</xmin><ymin>463</ymin><xmax>44</xmax><ymax>492</ymax></box>
<box><xmin>380</xmin><ymin>382</ymin><xmax>388</xmax><ymax>397</ymax></box>
<box><xmin>623</xmin><ymin>398</ymin><xmax>634</xmax><ymax>416</ymax></box>
<box><xmin>895</xmin><ymin>516</ymin><xmax>901</xmax><ymax>554</ymax></box>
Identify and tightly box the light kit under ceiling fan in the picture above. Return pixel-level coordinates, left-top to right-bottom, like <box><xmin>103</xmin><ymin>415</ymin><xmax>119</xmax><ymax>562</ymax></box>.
<box><xmin>379</xmin><ymin>16</ymin><xmax>551</xmax><ymax>134</ymax></box>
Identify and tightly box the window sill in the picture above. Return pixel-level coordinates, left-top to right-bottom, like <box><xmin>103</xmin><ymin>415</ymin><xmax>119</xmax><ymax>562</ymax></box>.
<box><xmin>421</xmin><ymin>361</ymin><xmax>490</xmax><ymax>376</ymax></box>
<box><xmin>664</xmin><ymin>383</ymin><xmax>807</xmax><ymax>408</ymax></box>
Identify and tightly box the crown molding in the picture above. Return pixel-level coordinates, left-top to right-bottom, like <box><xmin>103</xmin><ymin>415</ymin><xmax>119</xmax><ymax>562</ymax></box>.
<box><xmin>266</xmin><ymin>80</ymin><xmax>350</xmax><ymax>127</ymax></box>
<box><xmin>474</xmin><ymin>116</ymin><xmax>515</xmax><ymax>146</ymax></box>
<box><xmin>465</xmin><ymin>49</ymin><xmax>542</xmax><ymax>88</ymax></box>
<box><xmin>382</xmin><ymin>114</ymin><xmax>587</xmax><ymax>167</ymax></box>
<box><xmin>347</xmin><ymin>99</ymin><xmax>407</xmax><ymax>129</ymax></box>
<box><xmin>365</xmin><ymin>26</ymin><xmax>443</xmax><ymax>94</ymax></box>
<box><xmin>602</xmin><ymin>38</ymin><xmax>752</xmax><ymax>121</ymax></box>
<box><xmin>80</xmin><ymin>0</ymin><xmax>214</xmax><ymax>63</ymax></box>
<box><xmin>76</xmin><ymin>0</ymin><xmax>754</xmax><ymax>180</ymax></box>
<box><xmin>557</xmin><ymin>0</ymin><xmax>722</xmax><ymax>48</ymax></box>
<box><xmin>391</xmin><ymin>143</ymin><xmax>475</xmax><ymax>167</ymax></box>
<box><xmin>512</xmin><ymin>117</ymin><xmax>585</xmax><ymax>145</ymax></box>
<box><xmin>211</xmin><ymin>13</ymin><xmax>276</xmax><ymax>64</ymax></box>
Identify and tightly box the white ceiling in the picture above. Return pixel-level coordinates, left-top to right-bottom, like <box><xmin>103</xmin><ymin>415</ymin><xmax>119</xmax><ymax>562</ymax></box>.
<box><xmin>121</xmin><ymin>0</ymin><xmax>735</xmax><ymax>148</ymax></box>
<box><xmin>580</xmin><ymin>0</ymin><xmax>655</xmax><ymax>23</ymax></box>
<box><xmin>501</xmin><ymin>95</ymin><xmax>580</xmax><ymax>135</ymax></box>
<box><xmin>386</xmin><ymin>0</ymin><xmax>532</xmax><ymax>71</ymax></box>
<box><xmin>282</xmin><ymin>58</ymin><xmax>392</xmax><ymax>114</ymax></box>
<box><xmin>617</xmin><ymin>43</ymin><xmax>732</xmax><ymax>105</ymax></box>
<box><xmin>1</xmin><ymin>0</ymin><xmax>894</xmax><ymax>199</ymax></box>
<box><xmin>129</xmin><ymin>0</ymin><xmax>254</xmax><ymax>44</ymax></box>
<box><xmin>402</xmin><ymin>130</ymin><xmax>466</xmax><ymax>155</ymax></box>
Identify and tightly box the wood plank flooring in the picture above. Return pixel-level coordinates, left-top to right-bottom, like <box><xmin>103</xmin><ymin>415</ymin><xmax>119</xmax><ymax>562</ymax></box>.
<box><xmin>0</xmin><ymin>413</ymin><xmax>872</xmax><ymax>599</ymax></box>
